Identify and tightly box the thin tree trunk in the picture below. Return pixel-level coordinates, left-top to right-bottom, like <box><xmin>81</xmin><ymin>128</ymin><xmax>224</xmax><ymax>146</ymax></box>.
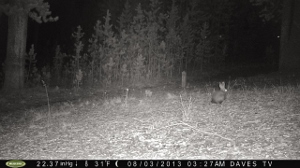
<box><xmin>279</xmin><ymin>0</ymin><xmax>300</xmax><ymax>73</ymax></box>
<box><xmin>3</xmin><ymin>11</ymin><xmax>28</xmax><ymax>90</ymax></box>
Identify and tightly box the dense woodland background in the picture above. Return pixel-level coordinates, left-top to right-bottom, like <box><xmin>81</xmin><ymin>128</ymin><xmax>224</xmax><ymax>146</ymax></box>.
<box><xmin>2</xmin><ymin>1</ymin><xmax>300</xmax><ymax>160</ymax></box>
<box><xmin>0</xmin><ymin>0</ymin><xmax>299</xmax><ymax>90</ymax></box>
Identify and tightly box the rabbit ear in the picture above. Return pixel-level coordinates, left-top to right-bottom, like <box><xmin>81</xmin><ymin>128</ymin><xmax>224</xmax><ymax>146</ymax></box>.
<box><xmin>219</xmin><ymin>82</ymin><xmax>225</xmax><ymax>87</ymax></box>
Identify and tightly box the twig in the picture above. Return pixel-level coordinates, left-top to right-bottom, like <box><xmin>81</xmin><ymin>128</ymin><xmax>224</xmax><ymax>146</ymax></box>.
<box><xmin>42</xmin><ymin>80</ymin><xmax>51</xmax><ymax>131</ymax></box>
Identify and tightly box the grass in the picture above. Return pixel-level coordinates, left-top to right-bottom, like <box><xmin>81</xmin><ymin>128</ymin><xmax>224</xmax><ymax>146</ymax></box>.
<box><xmin>0</xmin><ymin>74</ymin><xmax>299</xmax><ymax>159</ymax></box>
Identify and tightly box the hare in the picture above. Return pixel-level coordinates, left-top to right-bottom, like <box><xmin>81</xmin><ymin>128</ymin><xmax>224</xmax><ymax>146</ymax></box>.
<box><xmin>211</xmin><ymin>82</ymin><xmax>227</xmax><ymax>104</ymax></box>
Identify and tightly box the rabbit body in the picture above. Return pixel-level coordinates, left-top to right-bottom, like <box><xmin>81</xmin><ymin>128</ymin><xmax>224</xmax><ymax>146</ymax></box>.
<box><xmin>211</xmin><ymin>82</ymin><xmax>227</xmax><ymax>104</ymax></box>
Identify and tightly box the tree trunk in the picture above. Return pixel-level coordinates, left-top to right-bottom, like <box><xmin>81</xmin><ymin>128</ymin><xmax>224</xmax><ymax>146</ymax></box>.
<box><xmin>3</xmin><ymin>11</ymin><xmax>28</xmax><ymax>90</ymax></box>
<box><xmin>279</xmin><ymin>0</ymin><xmax>300</xmax><ymax>73</ymax></box>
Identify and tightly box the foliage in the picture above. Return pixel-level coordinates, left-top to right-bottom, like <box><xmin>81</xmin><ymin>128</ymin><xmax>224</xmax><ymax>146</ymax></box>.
<box><xmin>0</xmin><ymin>0</ymin><xmax>58</xmax><ymax>23</ymax></box>
<box><xmin>23</xmin><ymin>44</ymin><xmax>50</xmax><ymax>87</ymax></box>
<box><xmin>25</xmin><ymin>44</ymin><xmax>40</xmax><ymax>86</ymax></box>
<box><xmin>47</xmin><ymin>0</ymin><xmax>234</xmax><ymax>88</ymax></box>
<box><xmin>117</xmin><ymin>0</ymin><xmax>132</xmax><ymax>33</ymax></box>
<box><xmin>1</xmin><ymin>0</ymin><xmax>284</xmax><ymax>89</ymax></box>
<box><xmin>195</xmin><ymin>22</ymin><xmax>212</xmax><ymax>72</ymax></box>
<box><xmin>86</xmin><ymin>3</ymin><xmax>170</xmax><ymax>87</ymax></box>
<box><xmin>53</xmin><ymin>45</ymin><xmax>66</xmax><ymax>86</ymax></box>
<box><xmin>72</xmin><ymin>26</ymin><xmax>85</xmax><ymax>89</ymax></box>
<box><xmin>250</xmin><ymin>0</ymin><xmax>282</xmax><ymax>22</ymax></box>
<box><xmin>165</xmin><ymin>0</ymin><xmax>182</xmax><ymax>76</ymax></box>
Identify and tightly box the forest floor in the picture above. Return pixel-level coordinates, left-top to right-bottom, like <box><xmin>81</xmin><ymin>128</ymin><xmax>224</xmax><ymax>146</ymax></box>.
<box><xmin>0</xmin><ymin>72</ymin><xmax>299</xmax><ymax>159</ymax></box>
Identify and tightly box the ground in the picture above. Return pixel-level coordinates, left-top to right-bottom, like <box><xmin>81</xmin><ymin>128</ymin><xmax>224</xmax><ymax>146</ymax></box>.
<box><xmin>0</xmin><ymin>72</ymin><xmax>299</xmax><ymax>159</ymax></box>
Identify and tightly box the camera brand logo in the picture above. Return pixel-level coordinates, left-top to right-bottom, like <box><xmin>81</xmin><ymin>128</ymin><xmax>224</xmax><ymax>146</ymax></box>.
<box><xmin>6</xmin><ymin>160</ymin><xmax>26</xmax><ymax>168</ymax></box>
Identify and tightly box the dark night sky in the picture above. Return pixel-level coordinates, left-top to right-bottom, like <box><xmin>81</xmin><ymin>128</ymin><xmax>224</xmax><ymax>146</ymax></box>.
<box><xmin>26</xmin><ymin>0</ymin><xmax>105</xmax><ymax>66</ymax></box>
<box><xmin>28</xmin><ymin>0</ymin><xmax>100</xmax><ymax>50</ymax></box>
